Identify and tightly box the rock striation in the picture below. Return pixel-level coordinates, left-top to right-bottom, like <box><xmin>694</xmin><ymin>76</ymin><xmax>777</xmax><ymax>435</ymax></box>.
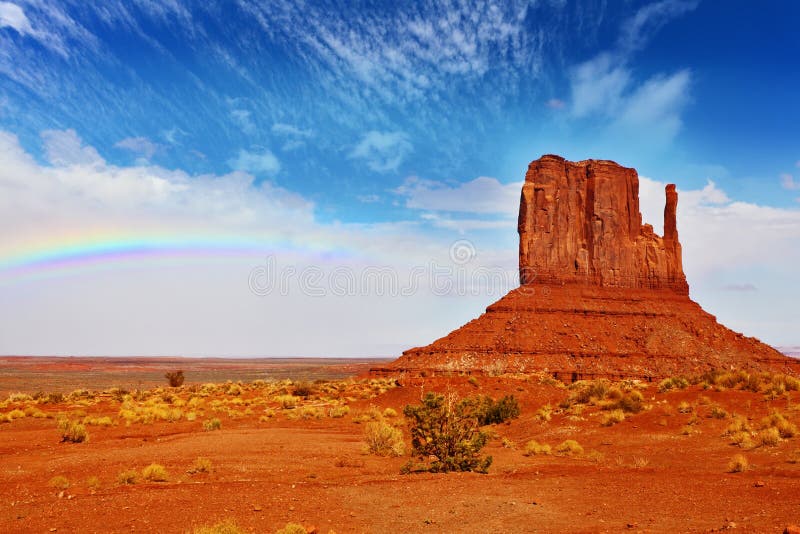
<box><xmin>380</xmin><ymin>155</ymin><xmax>799</xmax><ymax>381</ymax></box>
<box><xmin>518</xmin><ymin>156</ymin><xmax>688</xmax><ymax>293</ymax></box>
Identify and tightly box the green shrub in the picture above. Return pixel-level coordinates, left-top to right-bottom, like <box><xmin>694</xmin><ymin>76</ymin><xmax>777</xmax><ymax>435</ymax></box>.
<box><xmin>476</xmin><ymin>395</ymin><xmax>520</xmax><ymax>425</ymax></box>
<box><xmin>402</xmin><ymin>392</ymin><xmax>492</xmax><ymax>473</ymax></box>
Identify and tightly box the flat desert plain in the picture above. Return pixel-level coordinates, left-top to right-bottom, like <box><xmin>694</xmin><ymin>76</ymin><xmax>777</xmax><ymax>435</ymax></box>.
<box><xmin>1</xmin><ymin>358</ymin><xmax>800</xmax><ymax>533</ymax></box>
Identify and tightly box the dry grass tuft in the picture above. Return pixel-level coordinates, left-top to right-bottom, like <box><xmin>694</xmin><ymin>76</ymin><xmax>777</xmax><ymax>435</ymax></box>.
<box><xmin>363</xmin><ymin>420</ymin><xmax>405</xmax><ymax>457</ymax></box>
<box><xmin>49</xmin><ymin>475</ymin><xmax>69</xmax><ymax>490</ymax></box>
<box><xmin>188</xmin><ymin>457</ymin><xmax>213</xmax><ymax>474</ymax></box>
<box><xmin>555</xmin><ymin>439</ymin><xmax>584</xmax><ymax>457</ymax></box>
<box><xmin>728</xmin><ymin>454</ymin><xmax>749</xmax><ymax>473</ymax></box>
<box><xmin>141</xmin><ymin>463</ymin><xmax>169</xmax><ymax>482</ymax></box>
<box><xmin>117</xmin><ymin>469</ymin><xmax>137</xmax><ymax>485</ymax></box>
<box><xmin>523</xmin><ymin>440</ymin><xmax>552</xmax><ymax>456</ymax></box>
<box><xmin>193</xmin><ymin>519</ymin><xmax>247</xmax><ymax>534</ymax></box>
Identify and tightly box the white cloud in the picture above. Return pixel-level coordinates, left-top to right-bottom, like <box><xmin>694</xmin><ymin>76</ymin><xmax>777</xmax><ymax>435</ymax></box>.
<box><xmin>272</xmin><ymin>122</ymin><xmax>313</xmax><ymax>151</ymax></box>
<box><xmin>115</xmin><ymin>136</ymin><xmax>159</xmax><ymax>160</ymax></box>
<box><xmin>396</xmin><ymin>176</ymin><xmax>520</xmax><ymax>215</ymax></box>
<box><xmin>41</xmin><ymin>129</ymin><xmax>103</xmax><ymax>167</ymax></box>
<box><xmin>617</xmin><ymin>0</ymin><xmax>698</xmax><ymax>53</ymax></box>
<box><xmin>568</xmin><ymin>1</ymin><xmax>694</xmax><ymax>143</ymax></box>
<box><xmin>228</xmin><ymin>148</ymin><xmax>281</xmax><ymax>176</ymax></box>
<box><xmin>0</xmin><ymin>2</ymin><xmax>31</xmax><ymax>34</ymax></box>
<box><xmin>546</xmin><ymin>98</ymin><xmax>565</xmax><ymax>109</ymax></box>
<box><xmin>230</xmin><ymin>109</ymin><xmax>256</xmax><ymax>135</ymax></box>
<box><xmin>350</xmin><ymin>130</ymin><xmax>412</xmax><ymax>173</ymax></box>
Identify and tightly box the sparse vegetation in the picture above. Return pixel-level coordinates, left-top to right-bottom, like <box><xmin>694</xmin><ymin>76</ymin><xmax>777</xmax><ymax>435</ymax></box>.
<box><xmin>403</xmin><ymin>392</ymin><xmax>492</xmax><ymax>473</ymax></box>
<box><xmin>601</xmin><ymin>409</ymin><xmax>626</xmax><ymax>426</ymax></box>
<box><xmin>275</xmin><ymin>524</ymin><xmax>307</xmax><ymax>534</ymax></box>
<box><xmin>57</xmin><ymin>418</ymin><xmax>89</xmax><ymax>443</ymax></box>
<box><xmin>141</xmin><ymin>463</ymin><xmax>169</xmax><ymax>482</ymax></box>
<box><xmin>193</xmin><ymin>519</ymin><xmax>247</xmax><ymax>534</ymax></box>
<box><xmin>165</xmin><ymin>370</ymin><xmax>185</xmax><ymax>387</ymax></box>
<box><xmin>86</xmin><ymin>476</ymin><xmax>101</xmax><ymax>490</ymax></box>
<box><xmin>476</xmin><ymin>395</ymin><xmax>520</xmax><ymax>425</ymax></box>
<box><xmin>188</xmin><ymin>457</ymin><xmax>213</xmax><ymax>474</ymax></box>
<box><xmin>49</xmin><ymin>475</ymin><xmax>69</xmax><ymax>490</ymax></box>
<box><xmin>555</xmin><ymin>439</ymin><xmax>584</xmax><ymax>457</ymax></box>
<box><xmin>203</xmin><ymin>418</ymin><xmax>222</xmax><ymax>431</ymax></box>
<box><xmin>117</xmin><ymin>469</ymin><xmax>138</xmax><ymax>485</ymax></box>
<box><xmin>523</xmin><ymin>440</ymin><xmax>552</xmax><ymax>456</ymax></box>
<box><xmin>658</xmin><ymin>376</ymin><xmax>689</xmax><ymax>393</ymax></box>
<box><xmin>364</xmin><ymin>420</ymin><xmax>405</xmax><ymax>456</ymax></box>
<box><xmin>728</xmin><ymin>454</ymin><xmax>749</xmax><ymax>473</ymax></box>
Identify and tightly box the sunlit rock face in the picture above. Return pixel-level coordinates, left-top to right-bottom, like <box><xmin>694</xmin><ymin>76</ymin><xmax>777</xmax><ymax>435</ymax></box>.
<box><xmin>382</xmin><ymin>156</ymin><xmax>799</xmax><ymax>381</ymax></box>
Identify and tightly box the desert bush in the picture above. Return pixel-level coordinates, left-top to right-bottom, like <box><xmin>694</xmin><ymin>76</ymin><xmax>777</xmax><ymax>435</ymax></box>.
<box><xmin>203</xmin><ymin>418</ymin><xmax>222</xmax><ymax>431</ymax></box>
<box><xmin>403</xmin><ymin>392</ymin><xmax>492</xmax><ymax>473</ymax></box>
<box><xmin>523</xmin><ymin>440</ymin><xmax>552</xmax><ymax>456</ymax></box>
<box><xmin>193</xmin><ymin>519</ymin><xmax>246</xmax><ymax>534</ymax></box>
<box><xmin>601</xmin><ymin>409</ymin><xmax>626</xmax><ymax>427</ymax></box>
<box><xmin>117</xmin><ymin>469</ymin><xmax>137</xmax><ymax>485</ymax></box>
<box><xmin>225</xmin><ymin>383</ymin><xmax>243</xmax><ymax>396</ymax></box>
<box><xmin>468</xmin><ymin>376</ymin><xmax>480</xmax><ymax>387</ymax></box>
<box><xmin>788</xmin><ymin>449</ymin><xmax>800</xmax><ymax>464</ymax></box>
<box><xmin>728</xmin><ymin>454</ymin><xmax>749</xmax><ymax>473</ymax></box>
<box><xmin>292</xmin><ymin>381</ymin><xmax>315</xmax><ymax>397</ymax></box>
<box><xmin>563</xmin><ymin>380</ymin><xmax>610</xmax><ymax>407</ymax></box>
<box><xmin>57</xmin><ymin>418</ymin><xmax>88</xmax><ymax>443</ymax></box>
<box><xmin>382</xmin><ymin>407</ymin><xmax>398</xmax><ymax>418</ymax></box>
<box><xmin>535</xmin><ymin>404</ymin><xmax>553</xmax><ymax>422</ymax></box>
<box><xmin>287</xmin><ymin>406</ymin><xmax>325</xmax><ymax>420</ymax></box>
<box><xmin>275</xmin><ymin>395</ymin><xmax>299</xmax><ymax>409</ymax></box>
<box><xmin>84</xmin><ymin>416</ymin><xmax>114</xmax><ymax>426</ymax></box>
<box><xmin>275</xmin><ymin>524</ymin><xmax>307</xmax><ymax>534</ymax></box>
<box><xmin>141</xmin><ymin>463</ymin><xmax>169</xmax><ymax>482</ymax></box>
<box><xmin>677</xmin><ymin>401</ymin><xmax>693</xmax><ymax>414</ymax></box>
<box><xmin>762</xmin><ymin>411</ymin><xmax>798</xmax><ymax>438</ymax></box>
<box><xmin>709</xmin><ymin>405</ymin><xmax>728</xmax><ymax>419</ymax></box>
<box><xmin>501</xmin><ymin>437</ymin><xmax>516</xmax><ymax>449</ymax></box>
<box><xmin>49</xmin><ymin>475</ymin><xmax>69</xmax><ymax>490</ymax></box>
<box><xmin>165</xmin><ymin>370</ymin><xmax>185</xmax><ymax>388</ymax></box>
<box><xmin>756</xmin><ymin>427</ymin><xmax>781</xmax><ymax>447</ymax></box>
<box><xmin>658</xmin><ymin>376</ymin><xmax>689</xmax><ymax>393</ymax></box>
<box><xmin>364</xmin><ymin>420</ymin><xmax>405</xmax><ymax>456</ymax></box>
<box><xmin>7</xmin><ymin>392</ymin><xmax>33</xmax><ymax>403</ymax></box>
<box><xmin>476</xmin><ymin>395</ymin><xmax>520</xmax><ymax>425</ymax></box>
<box><xmin>334</xmin><ymin>456</ymin><xmax>365</xmax><ymax>468</ymax></box>
<box><xmin>555</xmin><ymin>439</ymin><xmax>584</xmax><ymax>456</ymax></box>
<box><xmin>6</xmin><ymin>409</ymin><xmax>26</xmax><ymax>420</ymax></box>
<box><xmin>188</xmin><ymin>457</ymin><xmax>213</xmax><ymax>474</ymax></box>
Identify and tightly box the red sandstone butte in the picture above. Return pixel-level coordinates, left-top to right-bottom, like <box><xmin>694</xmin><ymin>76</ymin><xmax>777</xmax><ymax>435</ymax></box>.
<box><xmin>383</xmin><ymin>155</ymin><xmax>799</xmax><ymax>381</ymax></box>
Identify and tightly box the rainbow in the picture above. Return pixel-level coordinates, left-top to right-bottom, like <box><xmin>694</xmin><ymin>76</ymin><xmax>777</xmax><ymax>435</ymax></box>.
<box><xmin>0</xmin><ymin>232</ymin><xmax>337</xmax><ymax>283</ymax></box>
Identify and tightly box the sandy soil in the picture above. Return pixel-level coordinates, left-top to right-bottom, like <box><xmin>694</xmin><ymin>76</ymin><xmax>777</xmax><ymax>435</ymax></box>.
<box><xmin>1</xmin><ymin>371</ymin><xmax>800</xmax><ymax>533</ymax></box>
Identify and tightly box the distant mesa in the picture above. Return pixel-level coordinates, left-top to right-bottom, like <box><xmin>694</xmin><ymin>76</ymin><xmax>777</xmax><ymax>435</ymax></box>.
<box><xmin>378</xmin><ymin>155</ymin><xmax>799</xmax><ymax>381</ymax></box>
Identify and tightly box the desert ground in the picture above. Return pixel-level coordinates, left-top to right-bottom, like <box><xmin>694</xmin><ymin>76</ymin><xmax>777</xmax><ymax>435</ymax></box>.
<box><xmin>2</xmin><ymin>358</ymin><xmax>800</xmax><ymax>533</ymax></box>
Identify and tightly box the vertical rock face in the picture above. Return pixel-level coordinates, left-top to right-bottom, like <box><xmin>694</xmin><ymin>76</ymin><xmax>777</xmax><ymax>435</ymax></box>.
<box><xmin>518</xmin><ymin>155</ymin><xmax>688</xmax><ymax>294</ymax></box>
<box><xmin>380</xmin><ymin>155</ymin><xmax>799</xmax><ymax>381</ymax></box>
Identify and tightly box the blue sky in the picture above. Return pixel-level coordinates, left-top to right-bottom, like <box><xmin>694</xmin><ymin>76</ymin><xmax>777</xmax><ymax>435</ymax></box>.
<box><xmin>1</xmin><ymin>0</ymin><xmax>799</xmax><ymax>356</ymax></box>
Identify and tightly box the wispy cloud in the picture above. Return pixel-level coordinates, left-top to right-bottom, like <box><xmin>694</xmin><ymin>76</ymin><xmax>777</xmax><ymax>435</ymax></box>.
<box><xmin>115</xmin><ymin>136</ymin><xmax>159</xmax><ymax>160</ymax></box>
<box><xmin>350</xmin><ymin>131</ymin><xmax>412</xmax><ymax>173</ymax></box>
<box><xmin>568</xmin><ymin>0</ymin><xmax>696</xmax><ymax>143</ymax></box>
<box><xmin>396</xmin><ymin>176</ymin><xmax>520</xmax><ymax>215</ymax></box>
<box><xmin>228</xmin><ymin>148</ymin><xmax>281</xmax><ymax>176</ymax></box>
<box><xmin>272</xmin><ymin>122</ymin><xmax>313</xmax><ymax>151</ymax></box>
